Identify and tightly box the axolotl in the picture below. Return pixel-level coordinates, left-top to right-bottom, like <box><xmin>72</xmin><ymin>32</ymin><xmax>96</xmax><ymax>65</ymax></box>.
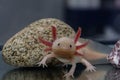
<box><xmin>37</xmin><ymin>26</ymin><xmax>108</xmax><ymax>78</ymax></box>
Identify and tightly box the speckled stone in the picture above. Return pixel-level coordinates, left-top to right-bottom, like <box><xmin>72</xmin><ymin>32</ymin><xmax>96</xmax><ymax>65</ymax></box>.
<box><xmin>2</xmin><ymin>18</ymin><xmax>75</xmax><ymax>67</ymax></box>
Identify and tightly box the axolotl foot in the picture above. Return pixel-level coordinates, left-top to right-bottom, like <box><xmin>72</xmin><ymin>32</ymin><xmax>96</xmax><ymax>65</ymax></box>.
<box><xmin>63</xmin><ymin>72</ymin><xmax>74</xmax><ymax>79</ymax></box>
<box><xmin>85</xmin><ymin>65</ymin><xmax>96</xmax><ymax>72</ymax></box>
<box><xmin>81</xmin><ymin>58</ymin><xmax>96</xmax><ymax>72</ymax></box>
<box><xmin>37</xmin><ymin>59</ymin><xmax>48</xmax><ymax>68</ymax></box>
<box><xmin>37</xmin><ymin>53</ymin><xmax>55</xmax><ymax>68</ymax></box>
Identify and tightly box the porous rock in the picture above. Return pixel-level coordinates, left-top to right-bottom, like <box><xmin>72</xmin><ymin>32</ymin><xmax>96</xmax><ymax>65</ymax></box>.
<box><xmin>2</xmin><ymin>18</ymin><xmax>75</xmax><ymax>67</ymax></box>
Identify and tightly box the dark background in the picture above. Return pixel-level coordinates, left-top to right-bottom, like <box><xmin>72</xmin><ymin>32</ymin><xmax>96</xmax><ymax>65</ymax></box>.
<box><xmin>0</xmin><ymin>0</ymin><xmax>120</xmax><ymax>45</ymax></box>
<box><xmin>0</xmin><ymin>0</ymin><xmax>64</xmax><ymax>44</ymax></box>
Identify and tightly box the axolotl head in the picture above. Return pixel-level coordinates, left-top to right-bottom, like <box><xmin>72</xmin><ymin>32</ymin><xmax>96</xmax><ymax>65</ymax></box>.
<box><xmin>52</xmin><ymin>37</ymin><xmax>76</xmax><ymax>59</ymax></box>
<box><xmin>38</xmin><ymin>26</ymin><xmax>88</xmax><ymax>60</ymax></box>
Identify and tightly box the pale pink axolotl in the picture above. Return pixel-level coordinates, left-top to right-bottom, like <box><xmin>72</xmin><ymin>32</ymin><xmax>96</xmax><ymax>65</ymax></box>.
<box><xmin>37</xmin><ymin>26</ymin><xmax>96</xmax><ymax>78</ymax></box>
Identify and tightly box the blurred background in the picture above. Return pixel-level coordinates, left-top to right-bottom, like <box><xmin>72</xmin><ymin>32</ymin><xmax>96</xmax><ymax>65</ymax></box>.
<box><xmin>0</xmin><ymin>0</ymin><xmax>120</xmax><ymax>45</ymax></box>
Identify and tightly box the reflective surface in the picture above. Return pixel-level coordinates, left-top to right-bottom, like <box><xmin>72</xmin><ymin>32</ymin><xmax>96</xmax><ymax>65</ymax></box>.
<box><xmin>0</xmin><ymin>51</ymin><xmax>116</xmax><ymax>80</ymax></box>
<box><xmin>2</xmin><ymin>67</ymin><xmax>65</xmax><ymax>80</ymax></box>
<box><xmin>0</xmin><ymin>55</ymin><xmax>115</xmax><ymax>80</ymax></box>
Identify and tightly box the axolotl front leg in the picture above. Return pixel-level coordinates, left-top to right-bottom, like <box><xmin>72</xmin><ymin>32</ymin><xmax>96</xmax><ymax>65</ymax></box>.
<box><xmin>37</xmin><ymin>53</ymin><xmax>56</xmax><ymax>67</ymax></box>
<box><xmin>64</xmin><ymin>56</ymin><xmax>96</xmax><ymax>78</ymax></box>
<box><xmin>64</xmin><ymin>61</ymin><xmax>76</xmax><ymax>78</ymax></box>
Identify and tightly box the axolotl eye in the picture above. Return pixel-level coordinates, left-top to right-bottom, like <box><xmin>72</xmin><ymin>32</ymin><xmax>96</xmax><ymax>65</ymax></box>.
<box><xmin>57</xmin><ymin>43</ymin><xmax>60</xmax><ymax>46</ymax></box>
<box><xmin>69</xmin><ymin>44</ymin><xmax>72</xmax><ymax>48</ymax></box>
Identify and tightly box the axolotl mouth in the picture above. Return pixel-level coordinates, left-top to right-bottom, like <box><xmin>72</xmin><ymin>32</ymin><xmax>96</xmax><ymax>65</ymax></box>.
<box><xmin>52</xmin><ymin>49</ymin><xmax>75</xmax><ymax>60</ymax></box>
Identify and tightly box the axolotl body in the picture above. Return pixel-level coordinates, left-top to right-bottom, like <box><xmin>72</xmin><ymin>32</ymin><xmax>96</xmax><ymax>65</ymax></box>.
<box><xmin>37</xmin><ymin>26</ymin><xmax>108</xmax><ymax>78</ymax></box>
